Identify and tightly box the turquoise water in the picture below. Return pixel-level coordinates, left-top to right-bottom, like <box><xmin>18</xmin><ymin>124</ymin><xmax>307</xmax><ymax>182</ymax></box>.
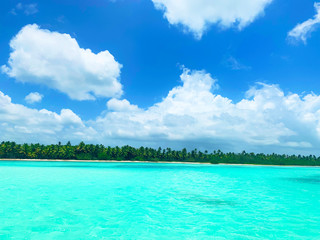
<box><xmin>0</xmin><ymin>161</ymin><xmax>320</xmax><ymax>239</ymax></box>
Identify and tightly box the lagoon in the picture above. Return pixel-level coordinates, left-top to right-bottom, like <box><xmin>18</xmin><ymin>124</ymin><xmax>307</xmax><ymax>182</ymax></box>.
<box><xmin>0</xmin><ymin>161</ymin><xmax>320</xmax><ymax>239</ymax></box>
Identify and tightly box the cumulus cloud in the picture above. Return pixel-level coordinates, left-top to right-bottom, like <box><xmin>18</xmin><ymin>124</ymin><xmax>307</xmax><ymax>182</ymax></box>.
<box><xmin>0</xmin><ymin>91</ymin><xmax>96</xmax><ymax>144</ymax></box>
<box><xmin>2</xmin><ymin>24</ymin><xmax>123</xmax><ymax>100</ymax></box>
<box><xmin>25</xmin><ymin>92</ymin><xmax>43</xmax><ymax>104</ymax></box>
<box><xmin>2</xmin><ymin>68</ymin><xmax>320</xmax><ymax>154</ymax></box>
<box><xmin>107</xmin><ymin>99</ymin><xmax>139</xmax><ymax>112</ymax></box>
<box><xmin>152</xmin><ymin>0</ymin><xmax>273</xmax><ymax>39</ymax></box>
<box><xmin>288</xmin><ymin>2</ymin><xmax>320</xmax><ymax>44</ymax></box>
<box><xmin>93</xmin><ymin>68</ymin><xmax>320</xmax><ymax>154</ymax></box>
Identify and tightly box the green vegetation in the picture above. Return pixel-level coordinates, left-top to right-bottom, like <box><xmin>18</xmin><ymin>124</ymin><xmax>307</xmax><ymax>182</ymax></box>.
<box><xmin>0</xmin><ymin>141</ymin><xmax>319</xmax><ymax>166</ymax></box>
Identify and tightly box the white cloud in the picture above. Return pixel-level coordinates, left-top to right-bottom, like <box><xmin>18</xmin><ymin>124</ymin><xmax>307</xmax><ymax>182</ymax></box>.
<box><xmin>25</xmin><ymin>92</ymin><xmax>43</xmax><ymax>104</ymax></box>
<box><xmin>93</xmin><ymin>68</ymin><xmax>320</xmax><ymax>154</ymax></box>
<box><xmin>11</xmin><ymin>3</ymin><xmax>38</xmax><ymax>15</ymax></box>
<box><xmin>2</xmin><ymin>24</ymin><xmax>123</xmax><ymax>100</ymax></box>
<box><xmin>152</xmin><ymin>0</ymin><xmax>273</xmax><ymax>39</ymax></box>
<box><xmin>288</xmin><ymin>2</ymin><xmax>320</xmax><ymax>44</ymax></box>
<box><xmin>2</xmin><ymin>68</ymin><xmax>320</xmax><ymax>154</ymax></box>
<box><xmin>107</xmin><ymin>98</ymin><xmax>139</xmax><ymax>112</ymax></box>
<box><xmin>0</xmin><ymin>91</ymin><xmax>96</xmax><ymax>144</ymax></box>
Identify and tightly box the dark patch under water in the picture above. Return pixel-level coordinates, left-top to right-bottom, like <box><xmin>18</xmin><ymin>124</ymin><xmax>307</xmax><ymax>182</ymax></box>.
<box><xmin>181</xmin><ymin>193</ymin><xmax>237</xmax><ymax>207</ymax></box>
<box><xmin>285</xmin><ymin>175</ymin><xmax>320</xmax><ymax>184</ymax></box>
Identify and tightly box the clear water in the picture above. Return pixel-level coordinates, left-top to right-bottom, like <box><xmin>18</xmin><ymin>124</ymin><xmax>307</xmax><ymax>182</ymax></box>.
<box><xmin>0</xmin><ymin>161</ymin><xmax>320</xmax><ymax>240</ymax></box>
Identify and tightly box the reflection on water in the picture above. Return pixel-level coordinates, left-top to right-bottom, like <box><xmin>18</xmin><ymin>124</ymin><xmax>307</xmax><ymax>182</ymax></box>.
<box><xmin>114</xmin><ymin>163</ymin><xmax>200</xmax><ymax>170</ymax></box>
<box><xmin>1</xmin><ymin>161</ymin><xmax>203</xmax><ymax>170</ymax></box>
<box><xmin>50</xmin><ymin>163</ymin><xmax>204</xmax><ymax>170</ymax></box>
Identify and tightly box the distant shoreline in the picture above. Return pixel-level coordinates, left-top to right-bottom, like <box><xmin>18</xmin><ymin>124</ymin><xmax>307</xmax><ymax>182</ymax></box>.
<box><xmin>0</xmin><ymin>158</ymin><xmax>319</xmax><ymax>168</ymax></box>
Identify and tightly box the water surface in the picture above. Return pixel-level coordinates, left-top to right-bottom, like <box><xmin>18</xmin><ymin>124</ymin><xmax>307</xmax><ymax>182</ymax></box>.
<box><xmin>0</xmin><ymin>161</ymin><xmax>320</xmax><ymax>239</ymax></box>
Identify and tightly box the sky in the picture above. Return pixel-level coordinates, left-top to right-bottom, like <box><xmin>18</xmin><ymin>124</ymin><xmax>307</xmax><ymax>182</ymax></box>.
<box><xmin>1</xmin><ymin>0</ymin><xmax>320</xmax><ymax>155</ymax></box>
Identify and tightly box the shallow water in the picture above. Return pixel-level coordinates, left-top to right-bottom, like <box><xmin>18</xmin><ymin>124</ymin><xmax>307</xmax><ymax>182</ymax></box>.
<box><xmin>0</xmin><ymin>161</ymin><xmax>320</xmax><ymax>239</ymax></box>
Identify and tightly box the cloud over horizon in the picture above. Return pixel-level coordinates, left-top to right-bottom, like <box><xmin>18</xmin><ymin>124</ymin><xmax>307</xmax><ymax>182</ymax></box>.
<box><xmin>1</xmin><ymin>69</ymin><xmax>320</xmax><ymax>155</ymax></box>
<box><xmin>152</xmin><ymin>0</ymin><xmax>273</xmax><ymax>38</ymax></box>
<box><xmin>2</xmin><ymin>24</ymin><xmax>123</xmax><ymax>100</ymax></box>
<box><xmin>0</xmin><ymin>91</ymin><xmax>96</xmax><ymax>144</ymax></box>
<box><xmin>96</xmin><ymin>69</ymin><xmax>319</xmax><ymax>153</ymax></box>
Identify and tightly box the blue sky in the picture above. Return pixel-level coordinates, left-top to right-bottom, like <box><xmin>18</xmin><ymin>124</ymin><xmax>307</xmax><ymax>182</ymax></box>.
<box><xmin>1</xmin><ymin>0</ymin><xmax>320</xmax><ymax>154</ymax></box>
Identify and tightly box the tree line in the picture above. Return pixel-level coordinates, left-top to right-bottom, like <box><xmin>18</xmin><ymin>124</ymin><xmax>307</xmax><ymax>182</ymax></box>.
<box><xmin>0</xmin><ymin>141</ymin><xmax>319</xmax><ymax>166</ymax></box>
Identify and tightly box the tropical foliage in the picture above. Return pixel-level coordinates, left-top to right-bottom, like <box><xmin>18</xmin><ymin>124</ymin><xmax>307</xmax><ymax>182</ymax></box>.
<box><xmin>0</xmin><ymin>141</ymin><xmax>319</xmax><ymax>166</ymax></box>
